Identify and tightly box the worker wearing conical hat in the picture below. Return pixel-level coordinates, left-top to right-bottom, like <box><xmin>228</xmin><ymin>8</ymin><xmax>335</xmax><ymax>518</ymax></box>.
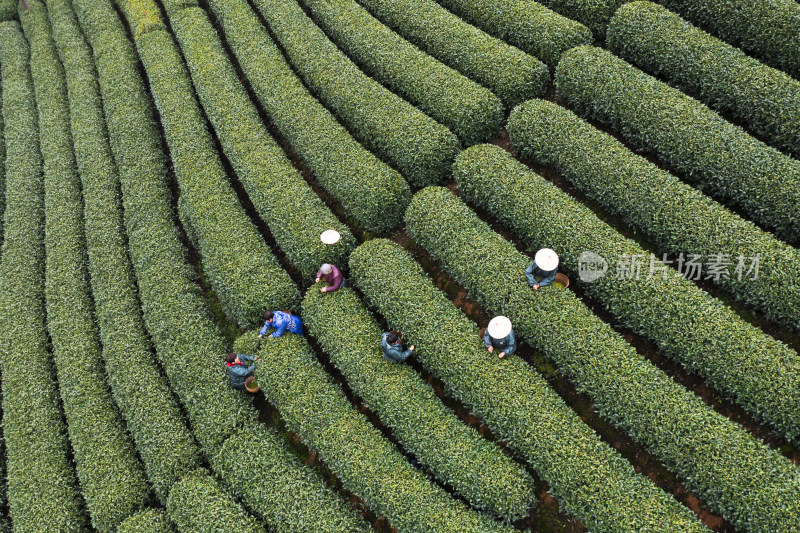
<box><xmin>525</xmin><ymin>248</ymin><xmax>559</xmax><ymax>291</ymax></box>
<box><xmin>484</xmin><ymin>316</ymin><xmax>516</xmax><ymax>359</ymax></box>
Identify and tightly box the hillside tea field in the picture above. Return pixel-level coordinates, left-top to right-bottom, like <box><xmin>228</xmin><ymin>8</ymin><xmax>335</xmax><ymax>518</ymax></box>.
<box><xmin>0</xmin><ymin>0</ymin><xmax>798</xmax><ymax>531</ymax></box>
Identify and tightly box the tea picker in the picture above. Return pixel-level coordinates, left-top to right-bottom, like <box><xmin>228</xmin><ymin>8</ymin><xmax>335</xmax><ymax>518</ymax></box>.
<box><xmin>381</xmin><ymin>331</ymin><xmax>415</xmax><ymax>363</ymax></box>
<box><xmin>259</xmin><ymin>310</ymin><xmax>304</xmax><ymax>339</ymax></box>
<box><xmin>315</xmin><ymin>231</ymin><xmax>347</xmax><ymax>293</ymax></box>
<box><xmin>225</xmin><ymin>352</ymin><xmax>261</xmax><ymax>391</ymax></box>
<box><xmin>484</xmin><ymin>316</ymin><xmax>516</xmax><ymax>359</ymax></box>
<box><xmin>525</xmin><ymin>248</ymin><xmax>559</xmax><ymax>290</ymax></box>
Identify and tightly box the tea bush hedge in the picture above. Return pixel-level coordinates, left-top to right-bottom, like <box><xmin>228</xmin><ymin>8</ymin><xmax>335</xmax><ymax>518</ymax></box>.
<box><xmin>349</xmin><ymin>239</ymin><xmax>707</xmax><ymax>533</ymax></box>
<box><xmin>356</xmin><ymin>0</ymin><xmax>548</xmax><ymax>107</ymax></box>
<box><xmin>0</xmin><ymin>78</ymin><xmax>4</xmax><ymax>255</ymax></box>
<box><xmin>212</xmin><ymin>425</ymin><xmax>371</xmax><ymax>533</ymax></box>
<box><xmin>22</xmin><ymin>4</ymin><xmax>150</xmax><ymax>530</ymax></box>
<box><xmin>166</xmin><ymin>469</ymin><xmax>266</xmax><ymax>533</ymax></box>
<box><xmin>168</xmin><ymin>7</ymin><xmax>355</xmax><ymax>278</ymax></box>
<box><xmin>507</xmin><ymin>99</ymin><xmax>800</xmax><ymax>334</ymax></box>
<box><xmin>455</xmin><ymin>144</ymin><xmax>800</xmax><ymax>443</ymax></box>
<box><xmin>302</xmin><ymin>287</ymin><xmax>536</xmax><ymax>520</ymax></box>
<box><xmin>47</xmin><ymin>0</ymin><xmax>202</xmax><ymax>502</ymax></box>
<box><xmin>432</xmin><ymin>0</ymin><xmax>592</xmax><ymax>67</ymax></box>
<box><xmin>131</xmin><ymin>24</ymin><xmax>299</xmax><ymax>325</ymax></box>
<box><xmin>656</xmin><ymin>0</ymin><xmax>800</xmax><ymax>78</ymax></box>
<box><xmin>532</xmin><ymin>0</ymin><xmax>625</xmax><ymax>37</ymax></box>
<box><xmin>117</xmin><ymin>509</ymin><xmax>175</xmax><ymax>533</ymax></box>
<box><xmin>0</xmin><ymin>20</ymin><xmax>86</xmax><ymax>533</ymax></box>
<box><xmin>0</xmin><ymin>0</ymin><xmax>15</xmax><ymax>21</ymax></box>
<box><xmin>404</xmin><ymin>187</ymin><xmax>800</xmax><ymax>533</ymax></box>
<box><xmin>555</xmin><ymin>46</ymin><xmax>800</xmax><ymax>244</ymax></box>
<box><xmin>299</xmin><ymin>0</ymin><xmax>502</xmax><ymax>144</ymax></box>
<box><xmin>75</xmin><ymin>0</ymin><xmax>257</xmax><ymax>454</ymax></box>
<box><xmin>255</xmin><ymin>334</ymin><xmax>517</xmax><ymax>532</ymax></box>
<box><xmin>80</xmin><ymin>7</ymin><xmax>372</xmax><ymax>531</ymax></box>
<box><xmin>251</xmin><ymin>0</ymin><xmax>460</xmax><ymax>186</ymax></box>
<box><xmin>204</xmin><ymin>0</ymin><xmax>409</xmax><ymax>234</ymax></box>
<box><xmin>607</xmin><ymin>1</ymin><xmax>800</xmax><ymax>158</ymax></box>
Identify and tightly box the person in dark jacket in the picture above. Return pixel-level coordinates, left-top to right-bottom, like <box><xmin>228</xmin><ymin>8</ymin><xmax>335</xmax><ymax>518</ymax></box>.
<box><xmin>525</xmin><ymin>248</ymin><xmax>559</xmax><ymax>290</ymax></box>
<box><xmin>315</xmin><ymin>263</ymin><xmax>345</xmax><ymax>293</ymax></box>
<box><xmin>381</xmin><ymin>332</ymin><xmax>415</xmax><ymax>363</ymax></box>
<box><xmin>226</xmin><ymin>352</ymin><xmax>260</xmax><ymax>391</ymax></box>
<box><xmin>259</xmin><ymin>310</ymin><xmax>303</xmax><ymax>339</ymax></box>
<box><xmin>484</xmin><ymin>316</ymin><xmax>516</xmax><ymax>359</ymax></box>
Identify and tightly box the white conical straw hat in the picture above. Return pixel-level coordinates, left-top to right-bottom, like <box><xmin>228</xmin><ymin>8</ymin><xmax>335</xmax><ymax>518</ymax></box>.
<box><xmin>487</xmin><ymin>316</ymin><xmax>512</xmax><ymax>339</ymax></box>
<box><xmin>320</xmin><ymin>229</ymin><xmax>341</xmax><ymax>245</ymax></box>
<box><xmin>534</xmin><ymin>248</ymin><xmax>559</xmax><ymax>271</ymax></box>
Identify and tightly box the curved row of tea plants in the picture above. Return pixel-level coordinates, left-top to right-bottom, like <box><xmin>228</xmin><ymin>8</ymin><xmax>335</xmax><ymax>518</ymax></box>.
<box><xmin>117</xmin><ymin>509</ymin><xmax>175</xmax><ymax>533</ymax></box>
<box><xmin>455</xmin><ymin>144</ymin><xmax>800</xmax><ymax>443</ymax></box>
<box><xmin>212</xmin><ymin>424</ymin><xmax>371</xmax><ymax>533</ymax></box>
<box><xmin>255</xmin><ymin>334</ymin><xmax>517</xmax><ymax>532</ymax></box>
<box><xmin>166</xmin><ymin>469</ymin><xmax>265</xmax><ymax>533</ymax></box>
<box><xmin>0</xmin><ymin>20</ymin><xmax>86</xmax><ymax>532</ymax></box>
<box><xmin>349</xmin><ymin>239</ymin><xmax>708</xmax><ymax>533</ymax></box>
<box><xmin>433</xmin><ymin>0</ymin><xmax>592</xmax><ymax>67</ymax></box>
<box><xmin>131</xmin><ymin>24</ymin><xmax>300</xmax><ymax>326</ymax></box>
<box><xmin>356</xmin><ymin>0</ymin><xmax>549</xmax><ymax>107</ymax></box>
<box><xmin>300</xmin><ymin>0</ymin><xmax>502</xmax><ymax>145</ymax></box>
<box><xmin>656</xmin><ymin>0</ymin><xmax>800</xmax><ymax>78</ymax></box>
<box><xmin>404</xmin><ymin>187</ymin><xmax>800</xmax><ymax>533</ymax></box>
<box><xmin>78</xmin><ymin>0</ymin><xmax>256</xmax><ymax>454</ymax></box>
<box><xmin>508</xmin><ymin>99</ymin><xmax>800</xmax><ymax>334</ymax></box>
<box><xmin>555</xmin><ymin>46</ymin><xmax>800</xmax><ymax>244</ymax></box>
<box><xmin>80</xmin><ymin>4</ymin><xmax>373</xmax><ymax>530</ymax></box>
<box><xmin>608</xmin><ymin>2</ymin><xmax>800</xmax><ymax>158</ymax></box>
<box><xmin>167</xmin><ymin>6</ymin><xmax>356</xmax><ymax>279</ymax></box>
<box><xmin>47</xmin><ymin>0</ymin><xmax>202</xmax><ymax>503</ymax></box>
<box><xmin>0</xmin><ymin>63</ymin><xmax>5</xmax><ymax>256</ymax></box>
<box><xmin>0</xmin><ymin>0</ymin><xmax>15</xmax><ymax>21</ymax></box>
<box><xmin>250</xmin><ymin>0</ymin><xmax>460</xmax><ymax>186</ymax></box>
<box><xmin>22</xmin><ymin>4</ymin><xmax>151</xmax><ymax>530</ymax></box>
<box><xmin>302</xmin><ymin>287</ymin><xmax>536</xmax><ymax>521</ymax></box>
<box><xmin>205</xmin><ymin>0</ymin><xmax>409</xmax><ymax>234</ymax></box>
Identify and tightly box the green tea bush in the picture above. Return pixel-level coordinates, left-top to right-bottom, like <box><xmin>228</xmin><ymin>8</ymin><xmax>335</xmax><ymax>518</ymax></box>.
<box><xmin>608</xmin><ymin>2</ymin><xmax>800</xmax><ymax>158</ymax></box>
<box><xmin>432</xmin><ymin>0</ymin><xmax>592</xmax><ymax>67</ymax></box>
<box><xmin>202</xmin><ymin>0</ymin><xmax>409</xmax><ymax>234</ymax></box>
<box><xmin>166</xmin><ymin>469</ymin><xmax>265</xmax><ymax>533</ymax></box>
<box><xmin>302</xmin><ymin>287</ymin><xmax>536</xmax><ymax>520</ymax></box>
<box><xmin>532</xmin><ymin>0</ymin><xmax>625</xmax><ymax>37</ymax></box>
<box><xmin>74</xmin><ymin>0</ymin><xmax>257</xmax><ymax>454</ymax></box>
<box><xmin>212</xmin><ymin>425</ymin><xmax>371</xmax><ymax>533</ymax></box>
<box><xmin>507</xmin><ymin>99</ymin><xmax>800</xmax><ymax>334</ymax></box>
<box><xmin>0</xmin><ymin>20</ymin><xmax>86</xmax><ymax>533</ymax></box>
<box><xmin>78</xmin><ymin>9</ymin><xmax>374</xmax><ymax>532</ymax></box>
<box><xmin>117</xmin><ymin>509</ymin><xmax>175</xmax><ymax>533</ymax></box>
<box><xmin>47</xmin><ymin>0</ymin><xmax>202</xmax><ymax>502</ymax></box>
<box><xmin>656</xmin><ymin>0</ymin><xmax>800</xmax><ymax>78</ymax></box>
<box><xmin>130</xmin><ymin>24</ymin><xmax>299</xmax><ymax>325</ymax></box>
<box><xmin>404</xmin><ymin>187</ymin><xmax>800</xmax><ymax>533</ymax></box>
<box><xmin>349</xmin><ymin>239</ymin><xmax>707</xmax><ymax>533</ymax></box>
<box><xmin>251</xmin><ymin>0</ymin><xmax>460</xmax><ymax>186</ymax></box>
<box><xmin>356</xmin><ymin>0</ymin><xmax>548</xmax><ymax>107</ymax></box>
<box><xmin>255</xmin><ymin>334</ymin><xmax>517</xmax><ymax>532</ymax></box>
<box><xmin>168</xmin><ymin>7</ymin><xmax>356</xmax><ymax>278</ymax></box>
<box><xmin>299</xmin><ymin>0</ymin><xmax>502</xmax><ymax>144</ymax></box>
<box><xmin>555</xmin><ymin>46</ymin><xmax>800</xmax><ymax>244</ymax></box>
<box><xmin>455</xmin><ymin>144</ymin><xmax>800</xmax><ymax>443</ymax></box>
<box><xmin>22</xmin><ymin>4</ymin><xmax>151</xmax><ymax>530</ymax></box>
<box><xmin>0</xmin><ymin>0</ymin><xmax>15</xmax><ymax>21</ymax></box>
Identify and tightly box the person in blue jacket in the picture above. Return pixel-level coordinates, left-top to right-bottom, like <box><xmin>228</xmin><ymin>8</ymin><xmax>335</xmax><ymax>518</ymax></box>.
<box><xmin>381</xmin><ymin>332</ymin><xmax>415</xmax><ymax>363</ymax></box>
<box><xmin>226</xmin><ymin>352</ymin><xmax>260</xmax><ymax>391</ymax></box>
<box><xmin>525</xmin><ymin>248</ymin><xmax>559</xmax><ymax>290</ymax></box>
<box><xmin>259</xmin><ymin>310</ymin><xmax>303</xmax><ymax>339</ymax></box>
<box><xmin>484</xmin><ymin>316</ymin><xmax>516</xmax><ymax>359</ymax></box>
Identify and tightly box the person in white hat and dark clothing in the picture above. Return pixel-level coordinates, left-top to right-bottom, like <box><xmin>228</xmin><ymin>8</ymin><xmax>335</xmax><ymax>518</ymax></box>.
<box><xmin>484</xmin><ymin>316</ymin><xmax>516</xmax><ymax>359</ymax></box>
<box><xmin>525</xmin><ymin>248</ymin><xmax>559</xmax><ymax>290</ymax></box>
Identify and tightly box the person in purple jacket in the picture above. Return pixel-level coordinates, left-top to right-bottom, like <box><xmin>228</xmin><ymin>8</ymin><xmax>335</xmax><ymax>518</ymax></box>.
<box><xmin>315</xmin><ymin>263</ymin><xmax>345</xmax><ymax>293</ymax></box>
